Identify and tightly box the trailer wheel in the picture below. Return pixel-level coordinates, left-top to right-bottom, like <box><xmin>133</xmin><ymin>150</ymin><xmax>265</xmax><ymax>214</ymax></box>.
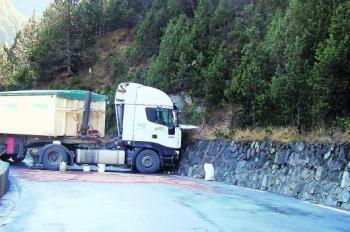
<box><xmin>12</xmin><ymin>154</ymin><xmax>26</xmax><ymax>163</ymax></box>
<box><xmin>41</xmin><ymin>144</ymin><xmax>68</xmax><ymax>171</ymax></box>
<box><xmin>135</xmin><ymin>149</ymin><xmax>160</xmax><ymax>174</ymax></box>
<box><xmin>0</xmin><ymin>154</ymin><xmax>11</xmax><ymax>162</ymax></box>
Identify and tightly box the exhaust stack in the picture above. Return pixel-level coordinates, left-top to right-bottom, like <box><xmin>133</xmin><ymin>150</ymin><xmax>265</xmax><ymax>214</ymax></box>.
<box><xmin>80</xmin><ymin>91</ymin><xmax>92</xmax><ymax>136</ymax></box>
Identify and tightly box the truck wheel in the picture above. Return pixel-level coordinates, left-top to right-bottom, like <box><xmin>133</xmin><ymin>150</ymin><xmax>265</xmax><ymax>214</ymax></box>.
<box><xmin>41</xmin><ymin>144</ymin><xmax>68</xmax><ymax>171</ymax></box>
<box><xmin>0</xmin><ymin>154</ymin><xmax>11</xmax><ymax>161</ymax></box>
<box><xmin>135</xmin><ymin>149</ymin><xmax>160</xmax><ymax>174</ymax></box>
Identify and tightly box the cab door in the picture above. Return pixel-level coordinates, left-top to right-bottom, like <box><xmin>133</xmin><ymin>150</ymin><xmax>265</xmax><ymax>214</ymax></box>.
<box><xmin>144</xmin><ymin>107</ymin><xmax>178</xmax><ymax>148</ymax></box>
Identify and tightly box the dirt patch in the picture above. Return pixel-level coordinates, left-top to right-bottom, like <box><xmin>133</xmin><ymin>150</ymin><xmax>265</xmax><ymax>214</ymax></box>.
<box><xmin>12</xmin><ymin>166</ymin><xmax>220</xmax><ymax>193</ymax></box>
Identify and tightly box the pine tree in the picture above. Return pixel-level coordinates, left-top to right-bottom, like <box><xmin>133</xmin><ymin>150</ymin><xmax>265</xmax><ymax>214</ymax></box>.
<box><xmin>0</xmin><ymin>44</ymin><xmax>13</xmax><ymax>89</ymax></box>
<box><xmin>126</xmin><ymin>0</ymin><xmax>170</xmax><ymax>63</ymax></box>
<box><xmin>310</xmin><ymin>1</ymin><xmax>350</xmax><ymax>124</ymax></box>
<box><xmin>12</xmin><ymin>13</ymin><xmax>39</xmax><ymax>67</ymax></box>
<box><xmin>147</xmin><ymin>14</ymin><xmax>196</xmax><ymax>92</ymax></box>
<box><xmin>202</xmin><ymin>43</ymin><xmax>230</xmax><ymax>108</ymax></box>
<box><xmin>225</xmin><ymin>4</ymin><xmax>270</xmax><ymax>126</ymax></box>
<box><xmin>65</xmin><ymin>0</ymin><xmax>80</xmax><ymax>76</ymax></box>
<box><xmin>30</xmin><ymin>0</ymin><xmax>81</xmax><ymax>80</ymax></box>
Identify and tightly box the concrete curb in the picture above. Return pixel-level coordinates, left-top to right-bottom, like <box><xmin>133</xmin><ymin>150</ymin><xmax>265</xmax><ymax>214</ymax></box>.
<box><xmin>0</xmin><ymin>160</ymin><xmax>9</xmax><ymax>198</ymax></box>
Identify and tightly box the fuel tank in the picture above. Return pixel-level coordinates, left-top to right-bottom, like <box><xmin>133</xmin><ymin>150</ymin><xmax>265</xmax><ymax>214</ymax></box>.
<box><xmin>76</xmin><ymin>149</ymin><xmax>125</xmax><ymax>165</ymax></box>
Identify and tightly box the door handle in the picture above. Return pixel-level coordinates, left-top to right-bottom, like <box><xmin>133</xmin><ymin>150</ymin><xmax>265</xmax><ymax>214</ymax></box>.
<box><xmin>152</xmin><ymin>134</ymin><xmax>157</xmax><ymax>139</ymax></box>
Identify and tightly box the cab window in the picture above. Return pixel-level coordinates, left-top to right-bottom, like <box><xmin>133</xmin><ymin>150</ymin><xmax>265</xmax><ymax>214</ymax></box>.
<box><xmin>146</xmin><ymin>107</ymin><xmax>175</xmax><ymax>127</ymax></box>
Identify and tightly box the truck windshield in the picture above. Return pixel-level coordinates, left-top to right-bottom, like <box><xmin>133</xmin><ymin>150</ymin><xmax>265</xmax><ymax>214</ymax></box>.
<box><xmin>146</xmin><ymin>108</ymin><xmax>175</xmax><ymax>127</ymax></box>
<box><xmin>161</xmin><ymin>109</ymin><xmax>174</xmax><ymax>127</ymax></box>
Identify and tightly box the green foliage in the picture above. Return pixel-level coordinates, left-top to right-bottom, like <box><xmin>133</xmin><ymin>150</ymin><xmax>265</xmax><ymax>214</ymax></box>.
<box><xmin>126</xmin><ymin>65</ymin><xmax>148</xmax><ymax>83</ymax></box>
<box><xmin>109</xmin><ymin>55</ymin><xmax>129</xmax><ymax>80</ymax></box>
<box><xmin>76</xmin><ymin>0</ymin><xmax>144</xmax><ymax>40</ymax></box>
<box><xmin>0</xmin><ymin>45</ymin><xmax>13</xmax><ymax>90</ymax></box>
<box><xmin>225</xmin><ymin>4</ymin><xmax>270</xmax><ymax>126</ymax></box>
<box><xmin>213</xmin><ymin>127</ymin><xmax>236</xmax><ymax>139</ymax></box>
<box><xmin>10</xmin><ymin>65</ymin><xmax>36</xmax><ymax>89</ymax></box>
<box><xmin>27</xmin><ymin>0</ymin><xmax>145</xmax><ymax>82</ymax></box>
<box><xmin>202</xmin><ymin>44</ymin><xmax>230</xmax><ymax>107</ymax></box>
<box><xmin>104</xmin><ymin>0</ymin><xmax>141</xmax><ymax>29</ymax></box>
<box><xmin>181</xmin><ymin>103</ymin><xmax>204</xmax><ymax>125</ymax></box>
<box><xmin>127</xmin><ymin>0</ymin><xmax>195</xmax><ymax>64</ymax></box>
<box><xmin>310</xmin><ymin>1</ymin><xmax>350</xmax><ymax>126</ymax></box>
<box><xmin>75</xmin><ymin>0</ymin><xmax>104</xmax><ymax>42</ymax></box>
<box><xmin>28</xmin><ymin>1</ymin><xmax>72</xmax><ymax>80</ymax></box>
<box><xmin>333</xmin><ymin>117</ymin><xmax>350</xmax><ymax>134</ymax></box>
<box><xmin>225</xmin><ymin>0</ymin><xmax>350</xmax><ymax>130</ymax></box>
<box><xmin>264</xmin><ymin>126</ymin><xmax>273</xmax><ymax>136</ymax></box>
<box><xmin>147</xmin><ymin>14</ymin><xmax>196</xmax><ymax>92</ymax></box>
<box><xmin>126</xmin><ymin>0</ymin><xmax>171</xmax><ymax>63</ymax></box>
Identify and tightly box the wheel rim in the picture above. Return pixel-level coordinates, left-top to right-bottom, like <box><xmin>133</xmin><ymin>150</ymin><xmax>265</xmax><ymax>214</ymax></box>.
<box><xmin>47</xmin><ymin>151</ymin><xmax>61</xmax><ymax>165</ymax></box>
<box><xmin>141</xmin><ymin>155</ymin><xmax>154</xmax><ymax>168</ymax></box>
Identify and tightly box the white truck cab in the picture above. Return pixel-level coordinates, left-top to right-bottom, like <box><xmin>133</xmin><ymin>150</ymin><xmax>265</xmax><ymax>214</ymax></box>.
<box><xmin>115</xmin><ymin>83</ymin><xmax>181</xmax><ymax>148</ymax></box>
<box><xmin>114</xmin><ymin>83</ymin><xmax>182</xmax><ymax>172</ymax></box>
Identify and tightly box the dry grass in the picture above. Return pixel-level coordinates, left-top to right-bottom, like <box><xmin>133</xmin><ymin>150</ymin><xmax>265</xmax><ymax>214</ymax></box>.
<box><xmin>188</xmin><ymin>126</ymin><xmax>350</xmax><ymax>142</ymax></box>
<box><xmin>94</xmin><ymin>28</ymin><xmax>132</xmax><ymax>55</ymax></box>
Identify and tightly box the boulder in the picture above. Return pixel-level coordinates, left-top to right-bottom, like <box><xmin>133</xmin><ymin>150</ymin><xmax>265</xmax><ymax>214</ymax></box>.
<box><xmin>341</xmin><ymin>171</ymin><xmax>350</xmax><ymax>188</ymax></box>
<box><xmin>315</xmin><ymin>168</ymin><xmax>324</xmax><ymax>182</ymax></box>
<box><xmin>274</xmin><ymin>150</ymin><xmax>290</xmax><ymax>165</ymax></box>
<box><xmin>338</xmin><ymin>190</ymin><xmax>350</xmax><ymax>203</ymax></box>
<box><xmin>324</xmin><ymin>151</ymin><xmax>331</xmax><ymax>160</ymax></box>
<box><xmin>261</xmin><ymin>175</ymin><xmax>268</xmax><ymax>190</ymax></box>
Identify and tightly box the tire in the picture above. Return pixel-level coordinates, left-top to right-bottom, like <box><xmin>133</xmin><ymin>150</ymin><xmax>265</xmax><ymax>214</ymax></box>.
<box><xmin>12</xmin><ymin>154</ymin><xmax>26</xmax><ymax>163</ymax></box>
<box><xmin>0</xmin><ymin>154</ymin><xmax>11</xmax><ymax>162</ymax></box>
<box><xmin>41</xmin><ymin>144</ymin><xmax>68</xmax><ymax>171</ymax></box>
<box><xmin>135</xmin><ymin>149</ymin><xmax>160</xmax><ymax>174</ymax></box>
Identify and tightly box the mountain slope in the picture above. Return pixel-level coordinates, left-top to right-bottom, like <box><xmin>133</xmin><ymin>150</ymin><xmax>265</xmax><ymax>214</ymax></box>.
<box><xmin>0</xmin><ymin>0</ymin><xmax>24</xmax><ymax>46</ymax></box>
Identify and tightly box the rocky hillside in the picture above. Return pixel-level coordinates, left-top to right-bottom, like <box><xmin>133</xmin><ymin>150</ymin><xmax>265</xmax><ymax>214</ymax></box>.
<box><xmin>0</xmin><ymin>0</ymin><xmax>24</xmax><ymax>46</ymax></box>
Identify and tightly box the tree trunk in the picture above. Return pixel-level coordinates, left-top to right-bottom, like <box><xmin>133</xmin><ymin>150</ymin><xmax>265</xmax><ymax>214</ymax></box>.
<box><xmin>66</xmin><ymin>0</ymin><xmax>73</xmax><ymax>77</ymax></box>
<box><xmin>297</xmin><ymin>104</ymin><xmax>301</xmax><ymax>133</ymax></box>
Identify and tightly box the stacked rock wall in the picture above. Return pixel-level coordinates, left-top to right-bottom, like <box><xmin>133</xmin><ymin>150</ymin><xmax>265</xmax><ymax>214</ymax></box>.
<box><xmin>178</xmin><ymin>140</ymin><xmax>350</xmax><ymax>210</ymax></box>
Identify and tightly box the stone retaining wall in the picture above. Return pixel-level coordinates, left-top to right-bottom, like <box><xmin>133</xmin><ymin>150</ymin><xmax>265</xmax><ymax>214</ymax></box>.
<box><xmin>0</xmin><ymin>160</ymin><xmax>9</xmax><ymax>198</ymax></box>
<box><xmin>178</xmin><ymin>140</ymin><xmax>350</xmax><ymax>210</ymax></box>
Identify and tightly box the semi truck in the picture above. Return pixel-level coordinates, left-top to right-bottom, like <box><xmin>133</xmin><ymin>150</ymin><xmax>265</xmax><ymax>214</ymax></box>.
<box><xmin>0</xmin><ymin>83</ymin><xmax>182</xmax><ymax>173</ymax></box>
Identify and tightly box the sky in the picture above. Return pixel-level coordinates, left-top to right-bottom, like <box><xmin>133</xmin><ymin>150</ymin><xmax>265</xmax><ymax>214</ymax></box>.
<box><xmin>0</xmin><ymin>0</ymin><xmax>54</xmax><ymax>45</ymax></box>
<box><xmin>11</xmin><ymin>0</ymin><xmax>53</xmax><ymax>17</ymax></box>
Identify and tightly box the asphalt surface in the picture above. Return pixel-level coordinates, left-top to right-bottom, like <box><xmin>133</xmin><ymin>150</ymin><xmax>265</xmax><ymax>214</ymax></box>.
<box><xmin>1</xmin><ymin>162</ymin><xmax>350</xmax><ymax>232</ymax></box>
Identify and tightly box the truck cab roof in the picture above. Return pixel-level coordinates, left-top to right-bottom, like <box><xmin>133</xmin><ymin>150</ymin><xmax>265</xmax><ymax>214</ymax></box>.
<box><xmin>115</xmin><ymin>83</ymin><xmax>174</xmax><ymax>108</ymax></box>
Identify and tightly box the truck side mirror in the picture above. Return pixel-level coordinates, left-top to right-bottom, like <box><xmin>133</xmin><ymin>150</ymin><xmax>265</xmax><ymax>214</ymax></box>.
<box><xmin>176</xmin><ymin>111</ymin><xmax>181</xmax><ymax>118</ymax></box>
<box><xmin>175</xmin><ymin>110</ymin><xmax>181</xmax><ymax>127</ymax></box>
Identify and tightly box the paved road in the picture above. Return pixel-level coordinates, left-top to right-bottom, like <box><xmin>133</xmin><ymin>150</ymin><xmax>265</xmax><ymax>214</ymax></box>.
<box><xmin>1</xmin><ymin>164</ymin><xmax>350</xmax><ymax>232</ymax></box>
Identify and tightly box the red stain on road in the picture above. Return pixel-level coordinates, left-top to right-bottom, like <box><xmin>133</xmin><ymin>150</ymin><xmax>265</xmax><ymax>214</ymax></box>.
<box><xmin>12</xmin><ymin>166</ymin><xmax>221</xmax><ymax>193</ymax></box>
